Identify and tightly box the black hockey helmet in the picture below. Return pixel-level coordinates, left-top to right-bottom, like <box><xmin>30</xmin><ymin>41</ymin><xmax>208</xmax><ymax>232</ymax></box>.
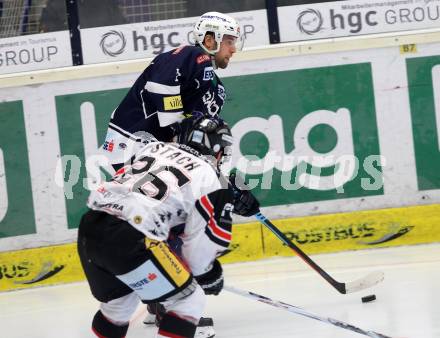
<box><xmin>177</xmin><ymin>115</ymin><xmax>233</xmax><ymax>163</ymax></box>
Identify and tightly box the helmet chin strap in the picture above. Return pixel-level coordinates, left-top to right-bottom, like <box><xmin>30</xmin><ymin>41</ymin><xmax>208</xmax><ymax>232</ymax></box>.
<box><xmin>211</xmin><ymin>58</ymin><xmax>218</xmax><ymax>70</ymax></box>
<box><xmin>198</xmin><ymin>44</ymin><xmax>218</xmax><ymax>69</ymax></box>
<box><xmin>199</xmin><ymin>37</ymin><xmax>221</xmax><ymax>69</ymax></box>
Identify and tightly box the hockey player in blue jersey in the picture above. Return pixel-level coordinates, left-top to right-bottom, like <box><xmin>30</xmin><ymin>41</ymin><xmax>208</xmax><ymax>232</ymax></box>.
<box><xmin>101</xmin><ymin>12</ymin><xmax>243</xmax><ymax>171</ymax></box>
<box><xmin>102</xmin><ymin>12</ymin><xmax>259</xmax><ymax>222</ymax></box>
<box><xmin>101</xmin><ymin>11</ymin><xmax>259</xmax><ymax>223</ymax></box>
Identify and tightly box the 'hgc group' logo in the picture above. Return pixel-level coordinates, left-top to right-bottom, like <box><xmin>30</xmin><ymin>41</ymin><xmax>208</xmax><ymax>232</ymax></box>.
<box><xmin>297</xmin><ymin>9</ymin><xmax>323</xmax><ymax>35</ymax></box>
<box><xmin>100</xmin><ymin>30</ymin><xmax>127</xmax><ymax>57</ymax></box>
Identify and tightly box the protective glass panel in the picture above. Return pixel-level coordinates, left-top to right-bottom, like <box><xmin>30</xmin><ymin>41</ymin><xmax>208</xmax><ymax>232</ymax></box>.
<box><xmin>0</xmin><ymin>0</ymin><xmax>67</xmax><ymax>38</ymax></box>
<box><xmin>278</xmin><ymin>0</ymin><xmax>345</xmax><ymax>6</ymax></box>
<box><xmin>78</xmin><ymin>0</ymin><xmax>266</xmax><ymax>28</ymax></box>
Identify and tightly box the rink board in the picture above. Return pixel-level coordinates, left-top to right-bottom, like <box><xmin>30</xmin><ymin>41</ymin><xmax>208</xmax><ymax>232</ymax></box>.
<box><xmin>2</xmin><ymin>34</ymin><xmax>440</xmax><ymax>254</ymax></box>
<box><xmin>222</xmin><ymin>203</ymin><xmax>440</xmax><ymax>263</ymax></box>
<box><xmin>0</xmin><ymin>203</ymin><xmax>438</xmax><ymax>292</ymax></box>
<box><xmin>2</xmin><ymin>31</ymin><xmax>440</xmax><ymax>292</ymax></box>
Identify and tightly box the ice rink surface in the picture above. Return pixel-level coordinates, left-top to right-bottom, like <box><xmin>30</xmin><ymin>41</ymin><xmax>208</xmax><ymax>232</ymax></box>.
<box><xmin>1</xmin><ymin>244</ymin><xmax>439</xmax><ymax>338</ymax></box>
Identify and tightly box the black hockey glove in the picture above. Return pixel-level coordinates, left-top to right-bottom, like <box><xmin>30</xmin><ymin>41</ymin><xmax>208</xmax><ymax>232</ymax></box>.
<box><xmin>194</xmin><ymin>259</ymin><xmax>224</xmax><ymax>296</ymax></box>
<box><xmin>169</xmin><ymin>122</ymin><xmax>182</xmax><ymax>139</ymax></box>
<box><xmin>229</xmin><ymin>173</ymin><xmax>260</xmax><ymax>217</ymax></box>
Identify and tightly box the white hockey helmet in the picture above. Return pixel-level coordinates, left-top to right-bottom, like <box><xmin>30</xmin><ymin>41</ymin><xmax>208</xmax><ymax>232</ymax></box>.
<box><xmin>193</xmin><ymin>12</ymin><xmax>244</xmax><ymax>55</ymax></box>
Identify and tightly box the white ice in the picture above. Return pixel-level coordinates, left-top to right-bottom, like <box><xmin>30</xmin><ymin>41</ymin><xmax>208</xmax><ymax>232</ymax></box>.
<box><xmin>1</xmin><ymin>244</ymin><xmax>439</xmax><ymax>338</ymax></box>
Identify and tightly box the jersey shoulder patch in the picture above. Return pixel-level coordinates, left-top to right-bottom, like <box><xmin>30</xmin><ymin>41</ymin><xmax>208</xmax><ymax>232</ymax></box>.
<box><xmin>196</xmin><ymin>54</ymin><xmax>211</xmax><ymax>64</ymax></box>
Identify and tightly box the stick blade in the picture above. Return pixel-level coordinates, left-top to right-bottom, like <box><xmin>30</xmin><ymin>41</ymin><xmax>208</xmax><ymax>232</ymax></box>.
<box><xmin>344</xmin><ymin>271</ymin><xmax>384</xmax><ymax>294</ymax></box>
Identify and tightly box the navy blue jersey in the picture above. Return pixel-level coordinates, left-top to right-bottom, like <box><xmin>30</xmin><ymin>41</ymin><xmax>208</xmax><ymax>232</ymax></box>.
<box><xmin>101</xmin><ymin>45</ymin><xmax>227</xmax><ymax>170</ymax></box>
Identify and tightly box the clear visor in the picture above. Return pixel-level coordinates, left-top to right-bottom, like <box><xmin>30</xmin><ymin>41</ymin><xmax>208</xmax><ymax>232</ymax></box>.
<box><xmin>221</xmin><ymin>34</ymin><xmax>244</xmax><ymax>52</ymax></box>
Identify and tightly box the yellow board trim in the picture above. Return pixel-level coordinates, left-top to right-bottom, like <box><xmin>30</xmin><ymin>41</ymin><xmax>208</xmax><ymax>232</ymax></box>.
<box><xmin>0</xmin><ymin>243</ymin><xmax>84</xmax><ymax>292</ymax></box>
<box><xmin>1</xmin><ymin>203</ymin><xmax>439</xmax><ymax>292</ymax></box>
<box><xmin>220</xmin><ymin>203</ymin><xmax>440</xmax><ymax>264</ymax></box>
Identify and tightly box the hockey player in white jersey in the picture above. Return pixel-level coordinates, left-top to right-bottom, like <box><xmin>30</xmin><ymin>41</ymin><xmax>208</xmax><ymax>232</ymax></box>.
<box><xmin>77</xmin><ymin>116</ymin><xmax>235</xmax><ymax>338</ymax></box>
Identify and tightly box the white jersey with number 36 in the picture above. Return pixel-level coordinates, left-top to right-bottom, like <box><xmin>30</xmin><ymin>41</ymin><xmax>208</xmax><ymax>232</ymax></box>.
<box><xmin>87</xmin><ymin>141</ymin><xmax>234</xmax><ymax>275</ymax></box>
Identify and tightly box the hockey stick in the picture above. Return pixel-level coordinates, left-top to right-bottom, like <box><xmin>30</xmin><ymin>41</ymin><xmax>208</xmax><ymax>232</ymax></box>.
<box><xmin>224</xmin><ymin>285</ymin><xmax>394</xmax><ymax>338</ymax></box>
<box><xmin>255</xmin><ymin>212</ymin><xmax>384</xmax><ymax>294</ymax></box>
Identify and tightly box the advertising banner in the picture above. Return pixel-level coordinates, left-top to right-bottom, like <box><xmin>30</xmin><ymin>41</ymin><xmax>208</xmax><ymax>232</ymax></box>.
<box><xmin>0</xmin><ymin>31</ymin><xmax>72</xmax><ymax>75</ymax></box>
<box><xmin>223</xmin><ymin>203</ymin><xmax>440</xmax><ymax>264</ymax></box>
<box><xmin>225</xmin><ymin>63</ymin><xmax>383</xmax><ymax>206</ymax></box>
<box><xmin>1</xmin><ymin>203</ymin><xmax>439</xmax><ymax>292</ymax></box>
<box><xmin>278</xmin><ymin>0</ymin><xmax>440</xmax><ymax>43</ymax></box>
<box><xmin>0</xmin><ymin>40</ymin><xmax>440</xmax><ymax>255</ymax></box>
<box><xmin>81</xmin><ymin>10</ymin><xmax>270</xmax><ymax>64</ymax></box>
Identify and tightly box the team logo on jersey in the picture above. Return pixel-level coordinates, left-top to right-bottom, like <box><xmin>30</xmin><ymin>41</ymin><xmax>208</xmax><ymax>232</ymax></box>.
<box><xmin>218</xmin><ymin>85</ymin><xmax>226</xmax><ymax>101</ymax></box>
<box><xmin>202</xmin><ymin>90</ymin><xmax>221</xmax><ymax>115</ymax></box>
<box><xmin>103</xmin><ymin>139</ymin><xmax>114</xmax><ymax>152</ymax></box>
<box><xmin>163</xmin><ymin>95</ymin><xmax>183</xmax><ymax>110</ymax></box>
<box><xmin>203</xmin><ymin>66</ymin><xmax>215</xmax><ymax>81</ymax></box>
<box><xmin>197</xmin><ymin>54</ymin><xmax>210</xmax><ymax>64</ymax></box>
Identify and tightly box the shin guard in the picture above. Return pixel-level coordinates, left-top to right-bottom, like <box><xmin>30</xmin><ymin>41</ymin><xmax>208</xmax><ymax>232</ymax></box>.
<box><xmin>92</xmin><ymin>310</ymin><xmax>129</xmax><ymax>338</ymax></box>
<box><xmin>157</xmin><ymin>312</ymin><xmax>197</xmax><ymax>338</ymax></box>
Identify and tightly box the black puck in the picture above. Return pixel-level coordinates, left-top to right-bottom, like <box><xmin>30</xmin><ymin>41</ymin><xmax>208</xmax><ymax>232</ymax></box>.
<box><xmin>361</xmin><ymin>294</ymin><xmax>376</xmax><ymax>303</ymax></box>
